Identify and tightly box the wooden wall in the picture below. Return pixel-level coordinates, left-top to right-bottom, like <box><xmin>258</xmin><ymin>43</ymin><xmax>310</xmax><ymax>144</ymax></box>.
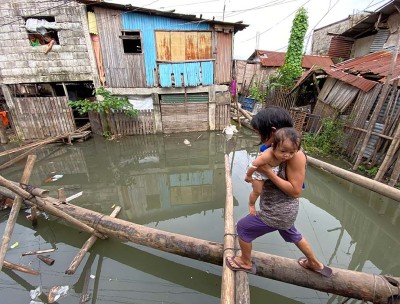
<box><xmin>94</xmin><ymin>7</ymin><xmax>146</xmax><ymax>88</ymax></box>
<box><xmin>10</xmin><ymin>96</ymin><xmax>75</xmax><ymax>139</ymax></box>
<box><xmin>89</xmin><ymin>110</ymin><xmax>155</xmax><ymax>135</ymax></box>
<box><xmin>215</xmin><ymin>31</ymin><xmax>233</xmax><ymax>84</ymax></box>
<box><xmin>161</xmin><ymin>103</ymin><xmax>209</xmax><ymax>133</ymax></box>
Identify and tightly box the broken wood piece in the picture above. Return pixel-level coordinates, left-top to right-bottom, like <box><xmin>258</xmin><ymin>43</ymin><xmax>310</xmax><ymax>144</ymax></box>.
<box><xmin>37</xmin><ymin>255</ymin><xmax>55</xmax><ymax>266</ymax></box>
<box><xmin>57</xmin><ymin>188</ymin><xmax>66</xmax><ymax>202</ymax></box>
<box><xmin>0</xmin><ymin>155</ymin><xmax>36</xmax><ymax>272</ymax></box>
<box><xmin>3</xmin><ymin>260</ymin><xmax>39</xmax><ymax>275</ymax></box>
<box><xmin>22</xmin><ymin>248</ymin><xmax>55</xmax><ymax>256</ymax></box>
<box><xmin>65</xmin><ymin>206</ymin><xmax>121</xmax><ymax>275</ymax></box>
<box><xmin>79</xmin><ymin>269</ymin><xmax>91</xmax><ymax>304</ymax></box>
<box><xmin>31</xmin><ymin>206</ymin><xmax>38</xmax><ymax>227</ymax></box>
<box><xmin>0</xmin><ymin>176</ymin><xmax>106</xmax><ymax>240</ymax></box>
<box><xmin>13</xmin><ymin>182</ymin><xmax>49</xmax><ymax>198</ymax></box>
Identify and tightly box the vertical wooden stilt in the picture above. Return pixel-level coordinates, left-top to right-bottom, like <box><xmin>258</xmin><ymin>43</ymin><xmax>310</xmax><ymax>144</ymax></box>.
<box><xmin>0</xmin><ymin>155</ymin><xmax>36</xmax><ymax>271</ymax></box>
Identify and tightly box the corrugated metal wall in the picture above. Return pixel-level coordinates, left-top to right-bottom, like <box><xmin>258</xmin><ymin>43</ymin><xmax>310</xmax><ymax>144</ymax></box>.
<box><xmin>122</xmin><ymin>12</ymin><xmax>209</xmax><ymax>87</ymax></box>
<box><xmin>95</xmin><ymin>8</ymin><xmax>146</xmax><ymax>88</ymax></box>
<box><xmin>328</xmin><ymin>36</ymin><xmax>354</xmax><ymax>60</ymax></box>
<box><xmin>158</xmin><ymin>61</ymin><xmax>213</xmax><ymax>87</ymax></box>
<box><xmin>369</xmin><ymin>29</ymin><xmax>390</xmax><ymax>53</ymax></box>
<box><xmin>215</xmin><ymin>32</ymin><xmax>233</xmax><ymax>83</ymax></box>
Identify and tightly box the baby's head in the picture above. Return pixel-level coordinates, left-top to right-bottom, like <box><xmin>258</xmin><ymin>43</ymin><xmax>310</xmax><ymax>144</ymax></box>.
<box><xmin>272</xmin><ymin>128</ymin><xmax>301</xmax><ymax>161</ymax></box>
<box><xmin>44</xmin><ymin>33</ymin><xmax>52</xmax><ymax>43</ymax></box>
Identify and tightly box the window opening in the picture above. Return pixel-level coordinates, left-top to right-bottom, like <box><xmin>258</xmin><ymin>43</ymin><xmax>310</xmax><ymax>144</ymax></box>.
<box><xmin>120</xmin><ymin>31</ymin><xmax>142</xmax><ymax>54</ymax></box>
<box><xmin>25</xmin><ymin>17</ymin><xmax>59</xmax><ymax>47</ymax></box>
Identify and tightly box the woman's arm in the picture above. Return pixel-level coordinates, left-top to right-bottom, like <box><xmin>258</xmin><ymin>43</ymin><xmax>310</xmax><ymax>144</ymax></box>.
<box><xmin>257</xmin><ymin>151</ymin><xmax>306</xmax><ymax>197</ymax></box>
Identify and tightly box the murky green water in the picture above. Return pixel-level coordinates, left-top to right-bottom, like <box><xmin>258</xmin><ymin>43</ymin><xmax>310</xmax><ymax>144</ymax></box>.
<box><xmin>0</xmin><ymin>129</ymin><xmax>399</xmax><ymax>304</ymax></box>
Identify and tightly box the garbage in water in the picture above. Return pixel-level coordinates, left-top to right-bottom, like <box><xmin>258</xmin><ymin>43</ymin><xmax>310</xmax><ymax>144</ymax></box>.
<box><xmin>30</xmin><ymin>286</ymin><xmax>42</xmax><ymax>300</ymax></box>
<box><xmin>10</xmin><ymin>241</ymin><xmax>19</xmax><ymax>249</ymax></box>
<box><xmin>222</xmin><ymin>125</ymin><xmax>238</xmax><ymax>140</ymax></box>
<box><xmin>29</xmin><ymin>301</ymin><xmax>44</xmax><ymax>304</ymax></box>
<box><xmin>48</xmin><ymin>285</ymin><xmax>69</xmax><ymax>303</ymax></box>
<box><xmin>90</xmin><ymin>274</ymin><xmax>95</xmax><ymax>279</ymax></box>
<box><xmin>184</xmin><ymin>139</ymin><xmax>191</xmax><ymax>146</ymax></box>
<box><xmin>44</xmin><ymin>174</ymin><xmax>63</xmax><ymax>183</ymax></box>
<box><xmin>37</xmin><ymin>255</ymin><xmax>55</xmax><ymax>266</ymax></box>
<box><xmin>65</xmin><ymin>191</ymin><xmax>83</xmax><ymax>202</ymax></box>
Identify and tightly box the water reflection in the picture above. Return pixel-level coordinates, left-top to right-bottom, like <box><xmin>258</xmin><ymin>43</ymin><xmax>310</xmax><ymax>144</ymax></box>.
<box><xmin>1</xmin><ymin>130</ymin><xmax>399</xmax><ymax>304</ymax></box>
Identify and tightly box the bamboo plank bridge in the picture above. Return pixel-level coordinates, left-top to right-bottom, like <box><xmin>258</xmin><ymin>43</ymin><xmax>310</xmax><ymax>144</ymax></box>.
<box><xmin>0</xmin><ymin>154</ymin><xmax>399</xmax><ymax>303</ymax></box>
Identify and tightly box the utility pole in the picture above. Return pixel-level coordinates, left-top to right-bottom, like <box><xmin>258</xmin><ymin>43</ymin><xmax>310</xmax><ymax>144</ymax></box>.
<box><xmin>223</xmin><ymin>0</ymin><xmax>226</xmax><ymax>21</ymax></box>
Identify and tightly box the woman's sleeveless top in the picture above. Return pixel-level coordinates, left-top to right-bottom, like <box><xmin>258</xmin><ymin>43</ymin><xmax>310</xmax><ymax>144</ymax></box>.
<box><xmin>256</xmin><ymin>161</ymin><xmax>299</xmax><ymax>230</ymax></box>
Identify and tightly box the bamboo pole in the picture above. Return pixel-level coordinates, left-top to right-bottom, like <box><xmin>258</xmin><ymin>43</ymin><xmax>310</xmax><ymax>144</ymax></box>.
<box><xmin>0</xmin><ymin>155</ymin><xmax>36</xmax><ymax>271</ymax></box>
<box><xmin>65</xmin><ymin>206</ymin><xmax>121</xmax><ymax>275</ymax></box>
<box><xmin>235</xmin><ymin>235</ymin><xmax>250</xmax><ymax>304</ymax></box>
<box><xmin>389</xmin><ymin>153</ymin><xmax>400</xmax><ymax>186</ymax></box>
<box><xmin>3</xmin><ymin>260</ymin><xmax>39</xmax><ymax>275</ymax></box>
<box><xmin>0</xmin><ymin>185</ymin><xmax>399</xmax><ymax>302</ymax></box>
<box><xmin>353</xmin><ymin>26</ymin><xmax>400</xmax><ymax>170</ymax></box>
<box><xmin>0</xmin><ymin>176</ymin><xmax>106</xmax><ymax>239</ymax></box>
<box><xmin>307</xmin><ymin>156</ymin><xmax>400</xmax><ymax>201</ymax></box>
<box><xmin>231</xmin><ymin>103</ymin><xmax>253</xmax><ymax>121</ymax></box>
<box><xmin>220</xmin><ymin>155</ymin><xmax>236</xmax><ymax>304</ymax></box>
<box><xmin>375</xmin><ymin>120</ymin><xmax>400</xmax><ymax>181</ymax></box>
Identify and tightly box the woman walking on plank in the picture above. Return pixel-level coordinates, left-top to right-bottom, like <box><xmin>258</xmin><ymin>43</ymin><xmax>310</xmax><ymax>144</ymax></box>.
<box><xmin>225</xmin><ymin>106</ymin><xmax>332</xmax><ymax>278</ymax></box>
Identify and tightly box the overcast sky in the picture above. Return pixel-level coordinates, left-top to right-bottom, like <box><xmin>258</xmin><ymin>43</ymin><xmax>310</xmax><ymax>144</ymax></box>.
<box><xmin>107</xmin><ymin>0</ymin><xmax>389</xmax><ymax>59</ymax></box>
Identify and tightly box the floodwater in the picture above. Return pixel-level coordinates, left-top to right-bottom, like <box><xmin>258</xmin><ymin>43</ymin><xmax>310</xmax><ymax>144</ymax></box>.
<box><xmin>0</xmin><ymin>129</ymin><xmax>399</xmax><ymax>304</ymax></box>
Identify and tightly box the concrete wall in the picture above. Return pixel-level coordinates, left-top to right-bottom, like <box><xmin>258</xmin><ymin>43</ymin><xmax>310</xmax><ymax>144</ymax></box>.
<box><xmin>0</xmin><ymin>0</ymin><xmax>97</xmax><ymax>84</ymax></box>
<box><xmin>312</xmin><ymin>18</ymin><xmax>352</xmax><ymax>55</ymax></box>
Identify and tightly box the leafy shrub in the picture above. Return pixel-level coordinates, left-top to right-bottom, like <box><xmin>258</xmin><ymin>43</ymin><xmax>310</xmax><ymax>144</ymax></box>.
<box><xmin>302</xmin><ymin>117</ymin><xmax>346</xmax><ymax>156</ymax></box>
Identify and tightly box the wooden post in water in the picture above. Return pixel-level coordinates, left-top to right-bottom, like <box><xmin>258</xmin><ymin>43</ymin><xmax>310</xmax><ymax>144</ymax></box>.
<box><xmin>0</xmin><ymin>155</ymin><xmax>36</xmax><ymax>271</ymax></box>
<box><xmin>221</xmin><ymin>155</ymin><xmax>236</xmax><ymax>304</ymax></box>
<box><xmin>65</xmin><ymin>206</ymin><xmax>121</xmax><ymax>275</ymax></box>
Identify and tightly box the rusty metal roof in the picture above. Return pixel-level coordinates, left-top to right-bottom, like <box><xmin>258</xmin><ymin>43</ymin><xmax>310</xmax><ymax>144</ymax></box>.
<box><xmin>76</xmin><ymin>0</ymin><xmax>248</xmax><ymax>33</ymax></box>
<box><xmin>333</xmin><ymin>50</ymin><xmax>400</xmax><ymax>84</ymax></box>
<box><xmin>255</xmin><ymin>50</ymin><xmax>333</xmax><ymax>68</ymax></box>
<box><xmin>291</xmin><ymin>66</ymin><xmax>377</xmax><ymax>93</ymax></box>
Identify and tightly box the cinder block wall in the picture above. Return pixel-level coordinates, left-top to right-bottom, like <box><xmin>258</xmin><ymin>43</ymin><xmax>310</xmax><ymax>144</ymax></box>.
<box><xmin>0</xmin><ymin>0</ymin><xmax>94</xmax><ymax>84</ymax></box>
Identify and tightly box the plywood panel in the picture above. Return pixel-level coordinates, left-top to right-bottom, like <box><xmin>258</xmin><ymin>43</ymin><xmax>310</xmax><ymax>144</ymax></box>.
<box><xmin>171</xmin><ymin>32</ymin><xmax>185</xmax><ymax>61</ymax></box>
<box><xmin>215</xmin><ymin>31</ymin><xmax>232</xmax><ymax>83</ymax></box>
<box><xmin>198</xmin><ymin>32</ymin><xmax>212</xmax><ymax>59</ymax></box>
<box><xmin>185</xmin><ymin>32</ymin><xmax>198</xmax><ymax>60</ymax></box>
<box><xmin>155</xmin><ymin>31</ymin><xmax>171</xmax><ymax>61</ymax></box>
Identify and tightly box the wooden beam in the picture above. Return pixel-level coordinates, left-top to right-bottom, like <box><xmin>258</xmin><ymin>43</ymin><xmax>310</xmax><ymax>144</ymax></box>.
<box><xmin>0</xmin><ymin>155</ymin><xmax>36</xmax><ymax>271</ymax></box>
<box><xmin>65</xmin><ymin>206</ymin><xmax>121</xmax><ymax>275</ymax></box>
<box><xmin>220</xmin><ymin>155</ymin><xmax>235</xmax><ymax>304</ymax></box>
<box><xmin>0</xmin><ymin>183</ymin><xmax>399</xmax><ymax>303</ymax></box>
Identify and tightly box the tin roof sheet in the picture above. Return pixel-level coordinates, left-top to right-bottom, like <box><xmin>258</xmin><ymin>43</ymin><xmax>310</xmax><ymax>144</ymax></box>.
<box><xmin>77</xmin><ymin>0</ymin><xmax>248</xmax><ymax>32</ymax></box>
<box><xmin>255</xmin><ymin>50</ymin><xmax>333</xmax><ymax>68</ymax></box>
<box><xmin>333</xmin><ymin>50</ymin><xmax>400</xmax><ymax>85</ymax></box>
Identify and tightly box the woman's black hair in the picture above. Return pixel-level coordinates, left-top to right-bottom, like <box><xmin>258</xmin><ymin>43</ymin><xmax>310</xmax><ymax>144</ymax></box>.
<box><xmin>250</xmin><ymin>106</ymin><xmax>293</xmax><ymax>143</ymax></box>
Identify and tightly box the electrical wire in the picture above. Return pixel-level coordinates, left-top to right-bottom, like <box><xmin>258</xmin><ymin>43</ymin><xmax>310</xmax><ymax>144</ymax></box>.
<box><xmin>0</xmin><ymin>0</ymin><xmax>76</xmax><ymax>28</ymax></box>
<box><xmin>239</xmin><ymin>0</ymin><xmax>312</xmax><ymax>43</ymax></box>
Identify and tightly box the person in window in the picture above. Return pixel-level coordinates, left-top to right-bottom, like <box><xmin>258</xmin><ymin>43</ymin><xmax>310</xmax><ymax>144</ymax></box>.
<box><xmin>43</xmin><ymin>33</ymin><xmax>56</xmax><ymax>54</ymax></box>
<box><xmin>28</xmin><ymin>34</ymin><xmax>43</xmax><ymax>46</ymax></box>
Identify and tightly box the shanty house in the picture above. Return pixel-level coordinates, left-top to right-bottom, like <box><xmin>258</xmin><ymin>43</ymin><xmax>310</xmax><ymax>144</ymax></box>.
<box><xmin>0</xmin><ymin>0</ymin><xmax>99</xmax><ymax>140</ymax></box>
<box><xmin>233</xmin><ymin>50</ymin><xmax>333</xmax><ymax>109</ymax></box>
<box><xmin>78</xmin><ymin>1</ymin><xmax>247</xmax><ymax>134</ymax></box>
<box><xmin>322</xmin><ymin>0</ymin><xmax>400</xmax><ymax>62</ymax></box>
<box><xmin>290</xmin><ymin>50</ymin><xmax>400</xmax><ymax>184</ymax></box>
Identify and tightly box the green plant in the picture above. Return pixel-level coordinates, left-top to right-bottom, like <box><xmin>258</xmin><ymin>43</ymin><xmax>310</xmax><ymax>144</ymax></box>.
<box><xmin>357</xmin><ymin>165</ymin><xmax>379</xmax><ymax>177</ymax></box>
<box><xmin>302</xmin><ymin>117</ymin><xmax>346</xmax><ymax>156</ymax></box>
<box><xmin>270</xmin><ymin>7</ymin><xmax>308</xmax><ymax>89</ymax></box>
<box><xmin>68</xmin><ymin>87</ymin><xmax>138</xmax><ymax>137</ymax></box>
<box><xmin>249</xmin><ymin>82</ymin><xmax>268</xmax><ymax>103</ymax></box>
<box><xmin>68</xmin><ymin>87</ymin><xmax>138</xmax><ymax>117</ymax></box>
<box><xmin>8</xmin><ymin>134</ymin><xmax>24</xmax><ymax>144</ymax></box>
